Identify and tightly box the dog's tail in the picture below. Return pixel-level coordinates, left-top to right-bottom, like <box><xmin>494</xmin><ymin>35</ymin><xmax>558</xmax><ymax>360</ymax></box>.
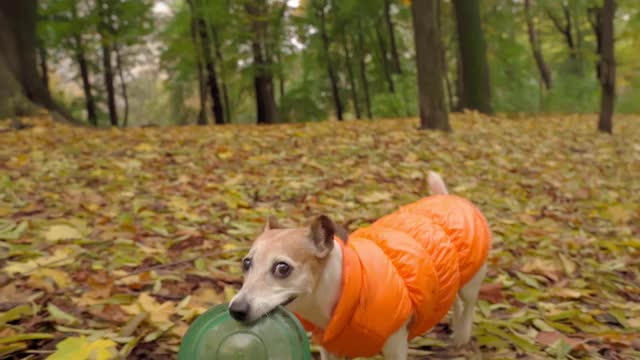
<box><xmin>428</xmin><ymin>171</ymin><xmax>449</xmax><ymax>195</ymax></box>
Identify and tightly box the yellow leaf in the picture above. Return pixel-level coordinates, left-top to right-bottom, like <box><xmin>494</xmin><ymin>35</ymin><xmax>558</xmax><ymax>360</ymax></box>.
<box><xmin>44</xmin><ymin>225</ymin><xmax>82</xmax><ymax>242</ymax></box>
<box><xmin>122</xmin><ymin>292</ymin><xmax>175</xmax><ymax>328</ymax></box>
<box><xmin>217</xmin><ymin>151</ymin><xmax>233</xmax><ymax>159</ymax></box>
<box><xmin>358</xmin><ymin>191</ymin><xmax>393</xmax><ymax>204</ymax></box>
<box><xmin>27</xmin><ymin>268</ymin><xmax>71</xmax><ymax>292</ymax></box>
<box><xmin>46</xmin><ymin>336</ymin><xmax>117</xmax><ymax>360</ymax></box>
<box><xmin>134</xmin><ymin>143</ymin><xmax>154</xmax><ymax>152</ymax></box>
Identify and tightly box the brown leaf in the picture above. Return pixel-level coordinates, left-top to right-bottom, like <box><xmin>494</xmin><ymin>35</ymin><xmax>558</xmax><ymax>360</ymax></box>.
<box><xmin>478</xmin><ymin>283</ymin><xmax>504</xmax><ymax>303</ymax></box>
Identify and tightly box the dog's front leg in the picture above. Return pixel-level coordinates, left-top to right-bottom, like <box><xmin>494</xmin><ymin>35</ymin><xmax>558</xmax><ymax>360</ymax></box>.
<box><xmin>319</xmin><ymin>347</ymin><xmax>342</xmax><ymax>360</ymax></box>
<box><xmin>382</xmin><ymin>321</ymin><xmax>409</xmax><ymax>360</ymax></box>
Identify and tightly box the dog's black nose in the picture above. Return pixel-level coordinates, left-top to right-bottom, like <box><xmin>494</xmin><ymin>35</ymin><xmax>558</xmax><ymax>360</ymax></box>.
<box><xmin>229</xmin><ymin>300</ymin><xmax>250</xmax><ymax>321</ymax></box>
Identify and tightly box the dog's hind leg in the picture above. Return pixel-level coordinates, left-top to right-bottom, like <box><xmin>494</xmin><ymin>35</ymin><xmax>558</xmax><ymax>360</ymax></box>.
<box><xmin>382</xmin><ymin>319</ymin><xmax>409</xmax><ymax>360</ymax></box>
<box><xmin>319</xmin><ymin>348</ymin><xmax>342</xmax><ymax>360</ymax></box>
<box><xmin>452</xmin><ymin>263</ymin><xmax>487</xmax><ymax>347</ymax></box>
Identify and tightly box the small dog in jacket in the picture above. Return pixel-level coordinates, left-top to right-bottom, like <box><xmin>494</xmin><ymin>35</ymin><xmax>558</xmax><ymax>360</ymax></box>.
<box><xmin>230</xmin><ymin>172</ymin><xmax>491</xmax><ymax>359</ymax></box>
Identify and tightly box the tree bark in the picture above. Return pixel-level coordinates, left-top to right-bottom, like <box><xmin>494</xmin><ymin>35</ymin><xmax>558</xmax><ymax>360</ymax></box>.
<box><xmin>357</xmin><ymin>20</ymin><xmax>372</xmax><ymax>119</ymax></box>
<box><xmin>588</xmin><ymin>7</ymin><xmax>603</xmax><ymax>81</ymax></box>
<box><xmin>453</xmin><ymin>0</ymin><xmax>493</xmax><ymax>114</ymax></box>
<box><xmin>70</xmin><ymin>4</ymin><xmax>98</xmax><ymax>126</ymax></box>
<box><xmin>597</xmin><ymin>0</ymin><xmax>616</xmax><ymax>134</ymax></box>
<box><xmin>211</xmin><ymin>27</ymin><xmax>231</xmax><ymax>123</ymax></box>
<box><xmin>342</xmin><ymin>35</ymin><xmax>361</xmax><ymax>119</ymax></box>
<box><xmin>37</xmin><ymin>43</ymin><xmax>49</xmax><ymax>92</ymax></box>
<box><xmin>375</xmin><ymin>26</ymin><xmax>395</xmax><ymax>93</ymax></box>
<box><xmin>114</xmin><ymin>45</ymin><xmax>129</xmax><ymax>127</ymax></box>
<box><xmin>546</xmin><ymin>5</ymin><xmax>577</xmax><ymax>59</ymax></box>
<box><xmin>525</xmin><ymin>0</ymin><xmax>552</xmax><ymax>90</ymax></box>
<box><xmin>246</xmin><ymin>0</ymin><xmax>279</xmax><ymax>124</ymax></box>
<box><xmin>0</xmin><ymin>0</ymin><xmax>68</xmax><ymax>119</ymax></box>
<box><xmin>97</xmin><ymin>0</ymin><xmax>118</xmax><ymax>127</ymax></box>
<box><xmin>383</xmin><ymin>0</ymin><xmax>402</xmax><ymax>74</ymax></box>
<box><xmin>188</xmin><ymin>5</ymin><xmax>207</xmax><ymax>125</ymax></box>
<box><xmin>318</xmin><ymin>0</ymin><xmax>343</xmax><ymax>121</ymax></box>
<box><xmin>197</xmin><ymin>19</ymin><xmax>224</xmax><ymax>124</ymax></box>
<box><xmin>412</xmin><ymin>0</ymin><xmax>450</xmax><ymax>131</ymax></box>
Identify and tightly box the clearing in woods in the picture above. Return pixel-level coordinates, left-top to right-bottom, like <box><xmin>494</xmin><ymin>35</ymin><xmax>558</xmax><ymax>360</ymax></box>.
<box><xmin>1</xmin><ymin>114</ymin><xmax>639</xmax><ymax>359</ymax></box>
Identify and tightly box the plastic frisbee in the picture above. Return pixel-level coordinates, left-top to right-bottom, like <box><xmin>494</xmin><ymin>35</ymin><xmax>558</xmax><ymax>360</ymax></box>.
<box><xmin>178</xmin><ymin>303</ymin><xmax>311</xmax><ymax>360</ymax></box>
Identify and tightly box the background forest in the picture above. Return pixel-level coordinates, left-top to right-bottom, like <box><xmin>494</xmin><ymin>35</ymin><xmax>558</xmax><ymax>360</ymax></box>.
<box><xmin>1</xmin><ymin>1</ymin><xmax>640</xmax><ymax>359</ymax></box>
<box><xmin>4</xmin><ymin>0</ymin><xmax>639</xmax><ymax>127</ymax></box>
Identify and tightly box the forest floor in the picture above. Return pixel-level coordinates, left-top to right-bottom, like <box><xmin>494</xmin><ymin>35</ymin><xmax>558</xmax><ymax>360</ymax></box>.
<box><xmin>1</xmin><ymin>113</ymin><xmax>639</xmax><ymax>359</ymax></box>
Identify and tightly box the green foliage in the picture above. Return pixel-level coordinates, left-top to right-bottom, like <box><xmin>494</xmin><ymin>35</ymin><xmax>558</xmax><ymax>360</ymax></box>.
<box><xmin>32</xmin><ymin>0</ymin><xmax>640</xmax><ymax>126</ymax></box>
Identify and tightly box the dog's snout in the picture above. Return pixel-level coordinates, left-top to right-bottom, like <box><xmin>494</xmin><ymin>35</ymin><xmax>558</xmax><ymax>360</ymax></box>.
<box><xmin>229</xmin><ymin>299</ymin><xmax>250</xmax><ymax>321</ymax></box>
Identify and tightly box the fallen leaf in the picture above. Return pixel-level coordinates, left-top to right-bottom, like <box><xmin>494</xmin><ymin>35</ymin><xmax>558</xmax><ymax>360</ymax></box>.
<box><xmin>479</xmin><ymin>283</ymin><xmax>504</xmax><ymax>303</ymax></box>
<box><xmin>45</xmin><ymin>336</ymin><xmax>118</xmax><ymax>360</ymax></box>
<box><xmin>44</xmin><ymin>225</ymin><xmax>82</xmax><ymax>242</ymax></box>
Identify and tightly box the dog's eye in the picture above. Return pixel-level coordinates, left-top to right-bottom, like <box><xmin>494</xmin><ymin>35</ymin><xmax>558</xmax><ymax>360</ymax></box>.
<box><xmin>242</xmin><ymin>258</ymin><xmax>252</xmax><ymax>272</ymax></box>
<box><xmin>272</xmin><ymin>262</ymin><xmax>292</xmax><ymax>278</ymax></box>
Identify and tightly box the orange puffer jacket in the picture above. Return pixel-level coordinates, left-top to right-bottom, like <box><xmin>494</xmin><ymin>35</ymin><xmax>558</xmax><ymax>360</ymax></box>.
<box><xmin>295</xmin><ymin>194</ymin><xmax>491</xmax><ymax>358</ymax></box>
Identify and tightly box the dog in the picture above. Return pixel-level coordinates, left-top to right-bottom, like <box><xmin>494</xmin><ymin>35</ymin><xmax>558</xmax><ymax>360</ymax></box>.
<box><xmin>229</xmin><ymin>171</ymin><xmax>491</xmax><ymax>359</ymax></box>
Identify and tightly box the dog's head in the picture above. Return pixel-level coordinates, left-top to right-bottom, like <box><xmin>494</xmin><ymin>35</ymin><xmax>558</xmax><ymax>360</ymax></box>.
<box><xmin>228</xmin><ymin>215</ymin><xmax>336</xmax><ymax>323</ymax></box>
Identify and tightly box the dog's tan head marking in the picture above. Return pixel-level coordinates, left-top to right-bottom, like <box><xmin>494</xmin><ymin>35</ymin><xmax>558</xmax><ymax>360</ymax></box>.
<box><xmin>228</xmin><ymin>215</ymin><xmax>337</xmax><ymax>322</ymax></box>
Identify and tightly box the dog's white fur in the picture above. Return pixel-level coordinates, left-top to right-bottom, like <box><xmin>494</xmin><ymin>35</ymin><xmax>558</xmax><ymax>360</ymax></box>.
<box><xmin>231</xmin><ymin>171</ymin><xmax>487</xmax><ymax>359</ymax></box>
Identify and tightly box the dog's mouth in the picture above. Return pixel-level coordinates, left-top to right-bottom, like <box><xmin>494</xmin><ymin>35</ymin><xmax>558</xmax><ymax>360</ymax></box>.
<box><xmin>279</xmin><ymin>296</ymin><xmax>297</xmax><ymax>307</ymax></box>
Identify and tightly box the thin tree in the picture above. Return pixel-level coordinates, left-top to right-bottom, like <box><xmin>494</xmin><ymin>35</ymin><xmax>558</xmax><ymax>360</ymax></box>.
<box><xmin>37</xmin><ymin>41</ymin><xmax>49</xmax><ymax>91</ymax></box>
<box><xmin>356</xmin><ymin>19</ymin><xmax>372</xmax><ymax>119</ymax></box>
<box><xmin>97</xmin><ymin>0</ymin><xmax>119</xmax><ymax>126</ymax></box>
<box><xmin>188</xmin><ymin>3</ymin><xmax>207</xmax><ymax>125</ymax></box>
<box><xmin>211</xmin><ymin>27</ymin><xmax>231</xmax><ymax>123</ymax></box>
<box><xmin>597</xmin><ymin>0</ymin><xmax>616</xmax><ymax>133</ymax></box>
<box><xmin>114</xmin><ymin>45</ymin><xmax>129</xmax><ymax>127</ymax></box>
<box><xmin>546</xmin><ymin>4</ymin><xmax>577</xmax><ymax>59</ymax></box>
<box><xmin>317</xmin><ymin>0</ymin><xmax>343</xmax><ymax>121</ymax></box>
<box><xmin>70</xmin><ymin>3</ymin><xmax>98</xmax><ymax>125</ymax></box>
<box><xmin>375</xmin><ymin>26</ymin><xmax>395</xmax><ymax>93</ymax></box>
<box><xmin>412</xmin><ymin>0</ymin><xmax>450</xmax><ymax>131</ymax></box>
<box><xmin>452</xmin><ymin>0</ymin><xmax>493</xmax><ymax>114</ymax></box>
<box><xmin>525</xmin><ymin>0</ymin><xmax>552</xmax><ymax>90</ymax></box>
<box><xmin>383</xmin><ymin>0</ymin><xmax>402</xmax><ymax>74</ymax></box>
<box><xmin>246</xmin><ymin>0</ymin><xmax>279</xmax><ymax>124</ymax></box>
<box><xmin>342</xmin><ymin>34</ymin><xmax>361</xmax><ymax>119</ymax></box>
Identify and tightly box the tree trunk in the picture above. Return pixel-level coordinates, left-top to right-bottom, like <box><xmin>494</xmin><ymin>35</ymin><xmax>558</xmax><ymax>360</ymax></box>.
<box><xmin>211</xmin><ymin>26</ymin><xmax>231</xmax><ymax>123</ymax></box>
<box><xmin>0</xmin><ymin>0</ymin><xmax>69</xmax><ymax>119</ymax></box>
<box><xmin>597</xmin><ymin>0</ymin><xmax>616</xmax><ymax>134</ymax></box>
<box><xmin>342</xmin><ymin>35</ymin><xmax>361</xmax><ymax>119</ymax></box>
<box><xmin>546</xmin><ymin>5</ymin><xmax>577</xmax><ymax>60</ymax></box>
<box><xmin>437</xmin><ymin>1</ymin><xmax>454</xmax><ymax>111</ymax></box>
<box><xmin>70</xmin><ymin>4</ymin><xmax>98</xmax><ymax>126</ymax></box>
<box><xmin>318</xmin><ymin>1</ymin><xmax>343</xmax><ymax>121</ymax></box>
<box><xmin>357</xmin><ymin>20</ymin><xmax>372</xmax><ymax>119</ymax></box>
<box><xmin>188</xmin><ymin>7</ymin><xmax>207</xmax><ymax>125</ymax></box>
<box><xmin>275</xmin><ymin>49</ymin><xmax>285</xmax><ymax>104</ymax></box>
<box><xmin>74</xmin><ymin>40</ymin><xmax>98</xmax><ymax>126</ymax></box>
<box><xmin>37</xmin><ymin>43</ymin><xmax>49</xmax><ymax>92</ymax></box>
<box><xmin>588</xmin><ymin>6</ymin><xmax>603</xmax><ymax>81</ymax></box>
<box><xmin>97</xmin><ymin>0</ymin><xmax>118</xmax><ymax>127</ymax></box>
<box><xmin>412</xmin><ymin>0</ymin><xmax>450</xmax><ymax>131</ymax></box>
<box><xmin>383</xmin><ymin>0</ymin><xmax>402</xmax><ymax>74</ymax></box>
<box><xmin>114</xmin><ymin>44</ymin><xmax>129</xmax><ymax>127</ymax></box>
<box><xmin>376</xmin><ymin>26</ymin><xmax>395</xmax><ymax>93</ymax></box>
<box><xmin>197</xmin><ymin>20</ymin><xmax>224</xmax><ymax>125</ymax></box>
<box><xmin>453</xmin><ymin>0</ymin><xmax>493</xmax><ymax>114</ymax></box>
<box><xmin>246</xmin><ymin>0</ymin><xmax>278</xmax><ymax>124</ymax></box>
<box><xmin>525</xmin><ymin>0</ymin><xmax>552</xmax><ymax>90</ymax></box>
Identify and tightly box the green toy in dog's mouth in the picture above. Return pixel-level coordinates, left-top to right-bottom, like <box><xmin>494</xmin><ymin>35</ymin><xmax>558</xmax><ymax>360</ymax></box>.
<box><xmin>178</xmin><ymin>303</ymin><xmax>311</xmax><ymax>360</ymax></box>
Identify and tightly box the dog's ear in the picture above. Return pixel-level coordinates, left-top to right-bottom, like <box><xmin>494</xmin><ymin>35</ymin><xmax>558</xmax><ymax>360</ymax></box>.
<box><xmin>263</xmin><ymin>216</ymin><xmax>284</xmax><ymax>232</ymax></box>
<box><xmin>309</xmin><ymin>215</ymin><xmax>335</xmax><ymax>257</ymax></box>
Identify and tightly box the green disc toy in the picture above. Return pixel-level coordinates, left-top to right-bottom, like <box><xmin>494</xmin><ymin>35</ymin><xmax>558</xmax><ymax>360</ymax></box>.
<box><xmin>178</xmin><ymin>303</ymin><xmax>311</xmax><ymax>360</ymax></box>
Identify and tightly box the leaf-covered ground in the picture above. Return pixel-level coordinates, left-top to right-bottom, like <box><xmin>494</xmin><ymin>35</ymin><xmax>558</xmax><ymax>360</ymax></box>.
<box><xmin>1</xmin><ymin>114</ymin><xmax>639</xmax><ymax>359</ymax></box>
